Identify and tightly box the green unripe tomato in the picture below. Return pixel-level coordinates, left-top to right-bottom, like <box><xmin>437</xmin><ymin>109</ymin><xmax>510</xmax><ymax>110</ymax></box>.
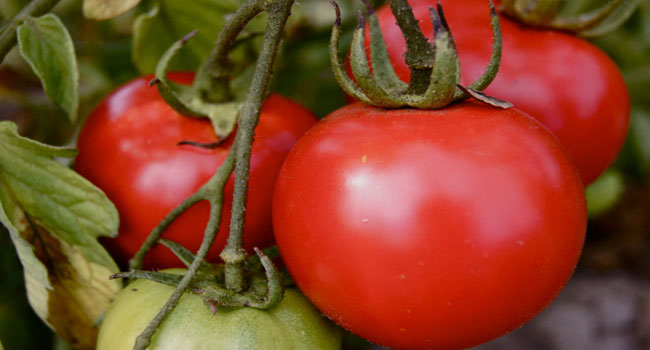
<box><xmin>96</xmin><ymin>269</ymin><xmax>341</xmax><ymax>350</ymax></box>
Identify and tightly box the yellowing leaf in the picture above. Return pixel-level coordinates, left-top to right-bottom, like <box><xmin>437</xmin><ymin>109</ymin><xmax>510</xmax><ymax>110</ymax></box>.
<box><xmin>0</xmin><ymin>121</ymin><xmax>122</xmax><ymax>349</ymax></box>
<box><xmin>83</xmin><ymin>0</ymin><xmax>141</xmax><ymax>20</ymax></box>
<box><xmin>4</xmin><ymin>198</ymin><xmax>121</xmax><ymax>350</ymax></box>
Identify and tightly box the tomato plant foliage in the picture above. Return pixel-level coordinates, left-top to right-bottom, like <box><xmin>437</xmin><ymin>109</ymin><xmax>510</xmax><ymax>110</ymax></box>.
<box><xmin>365</xmin><ymin>0</ymin><xmax>630</xmax><ymax>185</ymax></box>
<box><xmin>76</xmin><ymin>73</ymin><xmax>316</xmax><ymax>269</ymax></box>
<box><xmin>1</xmin><ymin>0</ymin><xmax>645</xmax><ymax>349</ymax></box>
<box><xmin>273</xmin><ymin>101</ymin><xmax>587</xmax><ymax>350</ymax></box>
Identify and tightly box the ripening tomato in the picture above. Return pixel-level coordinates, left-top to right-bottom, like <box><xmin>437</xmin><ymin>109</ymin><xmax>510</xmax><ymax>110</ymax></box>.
<box><xmin>96</xmin><ymin>269</ymin><xmax>342</xmax><ymax>350</ymax></box>
<box><xmin>364</xmin><ymin>0</ymin><xmax>629</xmax><ymax>185</ymax></box>
<box><xmin>76</xmin><ymin>73</ymin><xmax>316</xmax><ymax>269</ymax></box>
<box><xmin>273</xmin><ymin>102</ymin><xmax>587</xmax><ymax>350</ymax></box>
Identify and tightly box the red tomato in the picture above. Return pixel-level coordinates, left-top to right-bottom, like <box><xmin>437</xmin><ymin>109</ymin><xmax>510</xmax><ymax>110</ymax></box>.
<box><xmin>76</xmin><ymin>73</ymin><xmax>316</xmax><ymax>269</ymax></box>
<box><xmin>362</xmin><ymin>0</ymin><xmax>629</xmax><ymax>185</ymax></box>
<box><xmin>273</xmin><ymin>102</ymin><xmax>587</xmax><ymax>350</ymax></box>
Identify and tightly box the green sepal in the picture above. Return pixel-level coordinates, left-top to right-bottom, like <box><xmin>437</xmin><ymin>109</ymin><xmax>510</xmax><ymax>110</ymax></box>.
<box><xmin>350</xmin><ymin>12</ymin><xmax>404</xmax><ymax>108</ymax></box>
<box><xmin>366</xmin><ymin>5</ymin><xmax>408</xmax><ymax>95</ymax></box>
<box><xmin>244</xmin><ymin>247</ymin><xmax>284</xmax><ymax>309</ymax></box>
<box><xmin>153</xmin><ymin>31</ymin><xmax>241</xmax><ymax>139</ymax></box>
<box><xmin>113</xmin><ymin>244</ymin><xmax>285</xmax><ymax>311</ymax></box>
<box><xmin>332</xmin><ymin>0</ymin><xmax>510</xmax><ymax>110</ymax></box>
<box><xmin>407</xmin><ymin>5</ymin><xmax>458</xmax><ymax>109</ymax></box>
<box><xmin>153</xmin><ymin>30</ymin><xmax>207</xmax><ymax>118</ymax></box>
<box><xmin>329</xmin><ymin>1</ymin><xmax>373</xmax><ymax>105</ymax></box>
<box><xmin>462</xmin><ymin>0</ymin><xmax>503</xmax><ymax>93</ymax></box>
<box><xmin>456</xmin><ymin>85</ymin><xmax>513</xmax><ymax>109</ymax></box>
<box><xmin>159</xmin><ymin>239</ymin><xmax>221</xmax><ymax>275</ymax></box>
<box><xmin>111</xmin><ymin>270</ymin><xmax>186</xmax><ymax>288</ymax></box>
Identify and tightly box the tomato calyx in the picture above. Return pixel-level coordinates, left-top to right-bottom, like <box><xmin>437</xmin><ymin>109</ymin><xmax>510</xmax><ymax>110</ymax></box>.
<box><xmin>114</xmin><ymin>240</ymin><xmax>286</xmax><ymax>311</ymax></box>
<box><xmin>500</xmin><ymin>0</ymin><xmax>639</xmax><ymax>37</ymax></box>
<box><xmin>331</xmin><ymin>0</ymin><xmax>512</xmax><ymax>109</ymax></box>
<box><xmin>150</xmin><ymin>30</ymin><xmax>244</xmax><ymax>140</ymax></box>
<box><xmin>148</xmin><ymin>0</ymin><xmax>267</xmax><ymax>140</ymax></box>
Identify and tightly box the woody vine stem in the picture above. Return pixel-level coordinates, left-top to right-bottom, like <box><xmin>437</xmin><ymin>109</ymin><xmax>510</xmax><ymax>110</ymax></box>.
<box><xmin>129</xmin><ymin>0</ymin><xmax>295</xmax><ymax>348</ymax></box>
<box><xmin>0</xmin><ymin>0</ymin><xmax>61</xmax><ymax>63</ymax></box>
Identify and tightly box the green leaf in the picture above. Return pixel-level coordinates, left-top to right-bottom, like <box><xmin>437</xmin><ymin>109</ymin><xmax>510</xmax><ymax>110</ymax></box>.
<box><xmin>0</xmin><ymin>121</ymin><xmax>122</xmax><ymax>349</ymax></box>
<box><xmin>0</xmin><ymin>121</ymin><xmax>118</xmax><ymax>268</ymax></box>
<box><xmin>0</xmin><ymin>190</ymin><xmax>121</xmax><ymax>350</ymax></box>
<box><xmin>16</xmin><ymin>14</ymin><xmax>79</xmax><ymax>123</ymax></box>
<box><xmin>132</xmin><ymin>0</ymin><xmax>242</xmax><ymax>74</ymax></box>
<box><xmin>83</xmin><ymin>0</ymin><xmax>141</xmax><ymax>20</ymax></box>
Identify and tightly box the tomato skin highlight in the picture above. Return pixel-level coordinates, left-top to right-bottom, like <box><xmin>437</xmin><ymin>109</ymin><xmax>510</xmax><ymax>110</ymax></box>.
<box><xmin>76</xmin><ymin>73</ymin><xmax>317</xmax><ymax>269</ymax></box>
<box><xmin>96</xmin><ymin>269</ymin><xmax>342</xmax><ymax>350</ymax></box>
<box><xmin>364</xmin><ymin>0</ymin><xmax>629</xmax><ymax>185</ymax></box>
<box><xmin>273</xmin><ymin>102</ymin><xmax>587</xmax><ymax>350</ymax></box>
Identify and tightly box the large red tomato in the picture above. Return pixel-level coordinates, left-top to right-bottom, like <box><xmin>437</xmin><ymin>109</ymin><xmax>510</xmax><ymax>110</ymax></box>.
<box><xmin>76</xmin><ymin>73</ymin><xmax>316</xmax><ymax>269</ymax></box>
<box><xmin>363</xmin><ymin>0</ymin><xmax>629</xmax><ymax>185</ymax></box>
<box><xmin>273</xmin><ymin>102</ymin><xmax>587</xmax><ymax>350</ymax></box>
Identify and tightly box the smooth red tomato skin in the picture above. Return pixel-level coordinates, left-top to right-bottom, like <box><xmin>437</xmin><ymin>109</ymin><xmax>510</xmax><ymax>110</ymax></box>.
<box><xmin>367</xmin><ymin>0</ymin><xmax>629</xmax><ymax>185</ymax></box>
<box><xmin>273</xmin><ymin>102</ymin><xmax>587</xmax><ymax>350</ymax></box>
<box><xmin>76</xmin><ymin>73</ymin><xmax>316</xmax><ymax>269</ymax></box>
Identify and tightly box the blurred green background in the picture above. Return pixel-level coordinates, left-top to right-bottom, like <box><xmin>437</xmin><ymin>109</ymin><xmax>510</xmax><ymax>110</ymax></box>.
<box><xmin>0</xmin><ymin>0</ymin><xmax>648</xmax><ymax>349</ymax></box>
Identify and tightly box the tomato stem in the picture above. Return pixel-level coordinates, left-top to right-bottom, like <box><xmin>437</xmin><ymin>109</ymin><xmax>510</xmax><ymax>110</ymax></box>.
<box><xmin>194</xmin><ymin>0</ymin><xmax>265</xmax><ymax>103</ymax></box>
<box><xmin>129</xmin><ymin>0</ymin><xmax>292</xmax><ymax>347</ymax></box>
<box><xmin>0</xmin><ymin>0</ymin><xmax>61</xmax><ymax>64</ymax></box>
<box><xmin>220</xmin><ymin>0</ymin><xmax>294</xmax><ymax>293</ymax></box>
<box><xmin>131</xmin><ymin>149</ymin><xmax>235</xmax><ymax>350</ymax></box>
<box><xmin>128</xmin><ymin>150</ymin><xmax>236</xmax><ymax>271</ymax></box>
<box><xmin>386</xmin><ymin>0</ymin><xmax>434</xmax><ymax>94</ymax></box>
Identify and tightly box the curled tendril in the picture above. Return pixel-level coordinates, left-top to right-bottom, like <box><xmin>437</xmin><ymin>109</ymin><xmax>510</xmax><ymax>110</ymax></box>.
<box><xmin>330</xmin><ymin>0</ymin><xmax>510</xmax><ymax>109</ymax></box>
<box><xmin>245</xmin><ymin>247</ymin><xmax>284</xmax><ymax>309</ymax></box>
